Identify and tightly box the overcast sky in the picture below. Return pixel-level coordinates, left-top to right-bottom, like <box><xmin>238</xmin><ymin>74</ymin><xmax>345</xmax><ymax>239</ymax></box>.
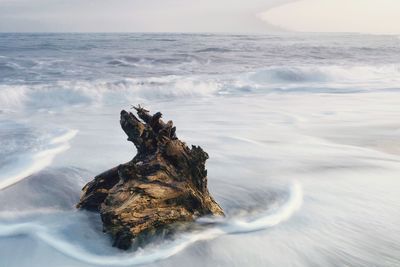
<box><xmin>261</xmin><ymin>0</ymin><xmax>400</xmax><ymax>34</ymax></box>
<box><xmin>0</xmin><ymin>0</ymin><xmax>399</xmax><ymax>33</ymax></box>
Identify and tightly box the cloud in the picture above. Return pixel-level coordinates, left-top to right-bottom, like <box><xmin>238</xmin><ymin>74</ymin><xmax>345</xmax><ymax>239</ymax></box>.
<box><xmin>259</xmin><ymin>0</ymin><xmax>400</xmax><ymax>34</ymax></box>
<box><xmin>0</xmin><ymin>0</ymin><xmax>293</xmax><ymax>32</ymax></box>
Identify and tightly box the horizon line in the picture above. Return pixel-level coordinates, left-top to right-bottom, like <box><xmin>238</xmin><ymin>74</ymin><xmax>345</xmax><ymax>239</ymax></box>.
<box><xmin>0</xmin><ymin>31</ymin><xmax>398</xmax><ymax>36</ymax></box>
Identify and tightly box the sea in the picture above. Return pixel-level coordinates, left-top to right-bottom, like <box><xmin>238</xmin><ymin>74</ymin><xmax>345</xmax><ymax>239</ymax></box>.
<box><xmin>0</xmin><ymin>33</ymin><xmax>400</xmax><ymax>267</ymax></box>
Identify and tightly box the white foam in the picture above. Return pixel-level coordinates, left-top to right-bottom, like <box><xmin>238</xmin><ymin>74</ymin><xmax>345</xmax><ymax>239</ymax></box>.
<box><xmin>1</xmin><ymin>64</ymin><xmax>400</xmax><ymax>112</ymax></box>
<box><xmin>50</xmin><ymin>129</ymin><xmax>79</xmax><ymax>145</ymax></box>
<box><xmin>0</xmin><ymin>77</ymin><xmax>222</xmax><ymax>111</ymax></box>
<box><xmin>221</xmin><ymin>181</ymin><xmax>302</xmax><ymax>232</ymax></box>
<box><xmin>0</xmin><ymin>181</ymin><xmax>302</xmax><ymax>266</ymax></box>
<box><xmin>0</xmin><ymin>129</ymin><xmax>78</xmax><ymax>191</ymax></box>
<box><xmin>0</xmin><ymin>85</ymin><xmax>27</xmax><ymax>111</ymax></box>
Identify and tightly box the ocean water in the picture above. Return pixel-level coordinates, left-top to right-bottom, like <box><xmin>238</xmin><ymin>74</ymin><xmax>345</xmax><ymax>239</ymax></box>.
<box><xmin>0</xmin><ymin>33</ymin><xmax>400</xmax><ymax>267</ymax></box>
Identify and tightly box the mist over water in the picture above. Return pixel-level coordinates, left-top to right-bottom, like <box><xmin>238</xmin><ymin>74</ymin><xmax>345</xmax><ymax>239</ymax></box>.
<box><xmin>0</xmin><ymin>33</ymin><xmax>400</xmax><ymax>267</ymax></box>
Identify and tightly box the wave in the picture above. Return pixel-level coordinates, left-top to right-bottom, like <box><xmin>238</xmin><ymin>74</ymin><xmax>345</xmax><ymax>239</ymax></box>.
<box><xmin>105</xmin><ymin>54</ymin><xmax>202</xmax><ymax>68</ymax></box>
<box><xmin>107</xmin><ymin>60</ymin><xmax>132</xmax><ymax>67</ymax></box>
<box><xmin>195</xmin><ymin>48</ymin><xmax>232</xmax><ymax>53</ymax></box>
<box><xmin>0</xmin><ymin>181</ymin><xmax>302</xmax><ymax>266</ymax></box>
<box><xmin>246</xmin><ymin>65</ymin><xmax>400</xmax><ymax>84</ymax></box>
<box><xmin>1</xmin><ymin>64</ymin><xmax>399</xmax><ymax>112</ymax></box>
<box><xmin>0</xmin><ymin>76</ymin><xmax>222</xmax><ymax>110</ymax></box>
<box><xmin>0</xmin><ymin>129</ymin><xmax>78</xmax><ymax>191</ymax></box>
<box><xmin>0</xmin><ymin>63</ymin><xmax>16</xmax><ymax>72</ymax></box>
<box><xmin>121</xmin><ymin>56</ymin><xmax>141</xmax><ymax>63</ymax></box>
<box><xmin>249</xmin><ymin>66</ymin><xmax>330</xmax><ymax>83</ymax></box>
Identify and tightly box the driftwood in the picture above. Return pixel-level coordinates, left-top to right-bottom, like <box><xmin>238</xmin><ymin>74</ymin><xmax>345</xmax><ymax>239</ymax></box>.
<box><xmin>77</xmin><ymin>106</ymin><xmax>224</xmax><ymax>249</ymax></box>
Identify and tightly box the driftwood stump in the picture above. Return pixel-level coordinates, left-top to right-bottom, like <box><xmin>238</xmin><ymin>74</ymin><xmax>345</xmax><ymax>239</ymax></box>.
<box><xmin>77</xmin><ymin>106</ymin><xmax>224</xmax><ymax>249</ymax></box>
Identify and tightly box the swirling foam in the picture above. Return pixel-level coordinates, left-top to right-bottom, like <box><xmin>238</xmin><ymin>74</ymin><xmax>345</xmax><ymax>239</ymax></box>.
<box><xmin>0</xmin><ymin>129</ymin><xmax>78</xmax><ymax>190</ymax></box>
<box><xmin>0</xmin><ymin>181</ymin><xmax>302</xmax><ymax>266</ymax></box>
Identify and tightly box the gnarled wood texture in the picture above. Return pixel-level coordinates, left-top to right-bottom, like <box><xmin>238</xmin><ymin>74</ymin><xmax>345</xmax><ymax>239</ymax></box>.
<box><xmin>77</xmin><ymin>106</ymin><xmax>224</xmax><ymax>249</ymax></box>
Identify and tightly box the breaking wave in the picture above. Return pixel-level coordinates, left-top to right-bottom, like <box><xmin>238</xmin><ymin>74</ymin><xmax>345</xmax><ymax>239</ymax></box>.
<box><xmin>246</xmin><ymin>65</ymin><xmax>400</xmax><ymax>84</ymax></box>
<box><xmin>0</xmin><ymin>181</ymin><xmax>302</xmax><ymax>266</ymax></box>
<box><xmin>0</xmin><ymin>77</ymin><xmax>222</xmax><ymax>111</ymax></box>
<box><xmin>1</xmin><ymin>65</ymin><xmax>399</xmax><ymax>112</ymax></box>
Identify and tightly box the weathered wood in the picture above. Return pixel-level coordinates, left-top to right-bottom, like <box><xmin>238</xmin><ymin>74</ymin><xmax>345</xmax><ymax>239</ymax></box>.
<box><xmin>77</xmin><ymin>106</ymin><xmax>224</xmax><ymax>250</ymax></box>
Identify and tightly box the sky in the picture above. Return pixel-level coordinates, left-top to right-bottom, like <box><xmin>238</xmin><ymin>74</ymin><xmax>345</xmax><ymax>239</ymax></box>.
<box><xmin>260</xmin><ymin>0</ymin><xmax>400</xmax><ymax>34</ymax></box>
<box><xmin>0</xmin><ymin>0</ymin><xmax>399</xmax><ymax>33</ymax></box>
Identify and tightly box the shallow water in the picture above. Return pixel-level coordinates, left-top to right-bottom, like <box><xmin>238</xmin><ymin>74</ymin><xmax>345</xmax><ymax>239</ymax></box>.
<box><xmin>0</xmin><ymin>33</ymin><xmax>400</xmax><ymax>267</ymax></box>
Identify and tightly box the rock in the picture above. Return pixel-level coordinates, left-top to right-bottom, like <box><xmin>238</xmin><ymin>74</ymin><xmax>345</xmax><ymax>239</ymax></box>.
<box><xmin>77</xmin><ymin>106</ymin><xmax>224</xmax><ymax>249</ymax></box>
